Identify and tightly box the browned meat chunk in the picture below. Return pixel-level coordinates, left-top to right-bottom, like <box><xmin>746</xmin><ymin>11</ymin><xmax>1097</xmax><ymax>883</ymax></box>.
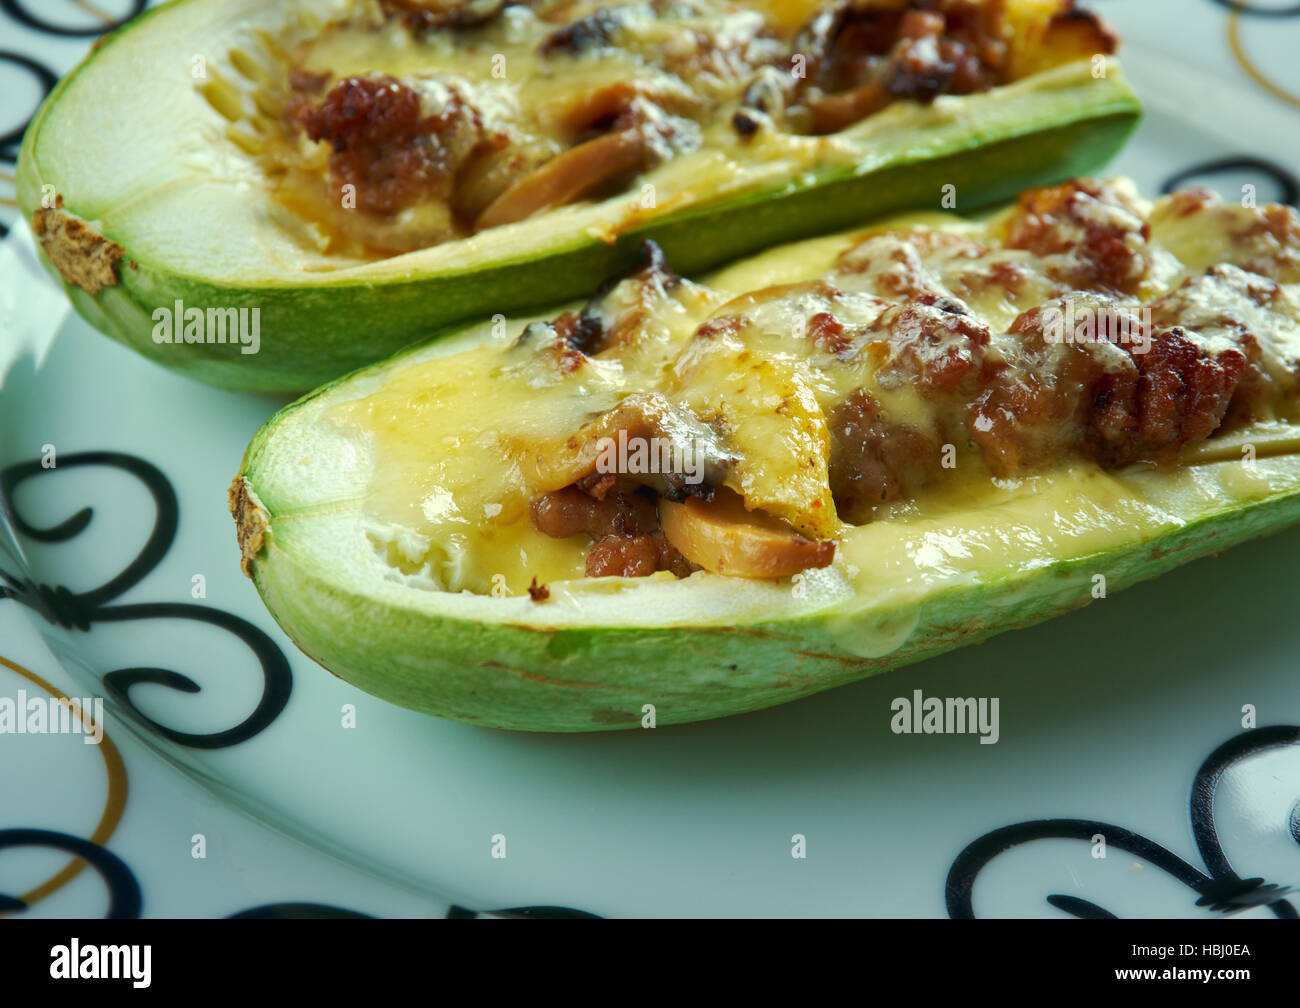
<box><xmin>969</xmin><ymin>293</ymin><xmax>1251</xmax><ymax>472</ymax></box>
<box><xmin>531</xmin><ymin>482</ymin><xmax>699</xmax><ymax>578</ymax></box>
<box><xmin>531</xmin><ymin>482</ymin><xmax>658</xmax><ymax>539</ymax></box>
<box><xmin>795</xmin><ymin>0</ymin><xmax>1006</xmax><ymax>134</ymax></box>
<box><xmin>967</xmin><ymin>295</ymin><xmax>1142</xmax><ymax>473</ymax></box>
<box><xmin>1089</xmin><ymin>328</ymin><xmax>1247</xmax><ymax>468</ymax></box>
<box><xmin>1005</xmin><ymin>179</ymin><xmax>1151</xmax><ymax>294</ymax></box>
<box><xmin>1146</xmin><ymin>264</ymin><xmax>1284</xmax><ymax>426</ymax></box>
<box><xmin>299</xmin><ymin>74</ymin><xmax>490</xmax><ymax>216</ymax></box>
<box><xmin>586</xmin><ymin>534</ymin><xmax>663</xmax><ymax>578</ymax></box>
<box><xmin>873</xmin><ymin>293</ymin><xmax>990</xmax><ymax>393</ymax></box>
<box><xmin>829</xmin><ymin>389</ymin><xmax>938</xmax><ymax>522</ymax></box>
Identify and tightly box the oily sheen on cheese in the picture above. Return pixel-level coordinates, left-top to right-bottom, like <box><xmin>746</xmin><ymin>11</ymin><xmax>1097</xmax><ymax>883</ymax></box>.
<box><xmin>335</xmin><ymin>178</ymin><xmax>1300</xmax><ymax>594</ymax></box>
<box><xmin>254</xmin><ymin>0</ymin><xmax>1119</xmax><ymax>257</ymax></box>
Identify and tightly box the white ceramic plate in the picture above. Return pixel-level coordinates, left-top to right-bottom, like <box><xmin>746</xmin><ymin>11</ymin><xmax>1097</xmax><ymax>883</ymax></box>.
<box><xmin>3</xmin><ymin>6</ymin><xmax>1299</xmax><ymax>917</ymax></box>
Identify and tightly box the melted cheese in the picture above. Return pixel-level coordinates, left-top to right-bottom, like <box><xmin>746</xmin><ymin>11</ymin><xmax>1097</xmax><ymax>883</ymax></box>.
<box><xmin>232</xmin><ymin>0</ymin><xmax>1123</xmax><ymax>260</ymax></box>
<box><xmin>334</xmin><ymin>183</ymin><xmax>1300</xmax><ymax>595</ymax></box>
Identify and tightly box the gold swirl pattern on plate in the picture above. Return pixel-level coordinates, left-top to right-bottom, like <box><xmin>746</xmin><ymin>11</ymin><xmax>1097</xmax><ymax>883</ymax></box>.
<box><xmin>0</xmin><ymin>654</ymin><xmax>128</xmax><ymax>912</ymax></box>
<box><xmin>1227</xmin><ymin>11</ymin><xmax>1300</xmax><ymax>109</ymax></box>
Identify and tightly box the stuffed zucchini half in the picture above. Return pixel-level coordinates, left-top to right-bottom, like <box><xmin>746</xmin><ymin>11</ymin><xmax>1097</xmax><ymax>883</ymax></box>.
<box><xmin>233</xmin><ymin>178</ymin><xmax>1300</xmax><ymax>731</ymax></box>
<box><xmin>18</xmin><ymin>0</ymin><xmax>1138</xmax><ymax>393</ymax></box>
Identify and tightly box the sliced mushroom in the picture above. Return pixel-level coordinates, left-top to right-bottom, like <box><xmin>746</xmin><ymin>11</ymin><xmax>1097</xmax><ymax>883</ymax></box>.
<box><xmin>806</xmin><ymin>80</ymin><xmax>891</xmax><ymax>135</ymax></box>
<box><xmin>475</xmin><ymin>127</ymin><xmax>647</xmax><ymax>229</ymax></box>
<box><xmin>523</xmin><ymin>392</ymin><xmax>735</xmax><ymax>500</ymax></box>
<box><xmin>542</xmin><ymin>79</ymin><xmax>644</xmax><ymax>135</ymax></box>
<box><xmin>452</xmin><ymin>140</ymin><xmax>558</xmax><ymax>223</ymax></box>
<box><xmin>541</xmin><ymin>77</ymin><xmax>701</xmax><ymax>136</ymax></box>
<box><xmin>660</xmin><ymin>488</ymin><xmax>836</xmax><ymax>579</ymax></box>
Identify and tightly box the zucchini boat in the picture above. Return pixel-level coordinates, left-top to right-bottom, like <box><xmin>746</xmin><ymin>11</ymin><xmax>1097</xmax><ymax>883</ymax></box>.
<box><xmin>232</xmin><ymin>177</ymin><xmax>1300</xmax><ymax>731</ymax></box>
<box><xmin>17</xmin><ymin>0</ymin><xmax>1139</xmax><ymax>393</ymax></box>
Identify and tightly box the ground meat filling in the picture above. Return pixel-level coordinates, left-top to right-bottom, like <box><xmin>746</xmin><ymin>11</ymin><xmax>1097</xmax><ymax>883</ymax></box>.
<box><xmin>873</xmin><ymin>293</ymin><xmax>991</xmax><ymax>393</ymax></box>
<box><xmin>288</xmin><ymin>1</ymin><xmax>1111</xmax><ymax>239</ymax></box>
<box><xmin>296</xmin><ymin>73</ymin><xmax>494</xmax><ymax>218</ymax></box>
<box><xmin>967</xmin><ymin>295</ymin><xmax>1251</xmax><ymax>473</ymax></box>
<box><xmin>829</xmin><ymin>389</ymin><xmax>938</xmax><ymax>522</ymax></box>
<box><xmin>1146</xmin><ymin>264</ymin><xmax>1284</xmax><ymax>429</ymax></box>
<box><xmin>1004</xmin><ymin>178</ymin><xmax>1151</xmax><ymax>294</ymax></box>
<box><xmin>531</xmin><ymin>481</ymin><xmax>700</xmax><ymax>578</ymax></box>
<box><xmin>966</xmin><ymin>295</ymin><xmax>1138</xmax><ymax>473</ymax></box>
<box><xmin>787</xmin><ymin>1</ymin><xmax>1009</xmax><ymax>134</ymax></box>
<box><xmin>525</xmin><ymin>182</ymin><xmax>1299</xmax><ymax>572</ymax></box>
<box><xmin>833</xmin><ymin>187</ymin><xmax>1295</xmax><ymax>490</ymax></box>
<box><xmin>1099</xmin><ymin>328</ymin><xmax>1246</xmax><ymax>467</ymax></box>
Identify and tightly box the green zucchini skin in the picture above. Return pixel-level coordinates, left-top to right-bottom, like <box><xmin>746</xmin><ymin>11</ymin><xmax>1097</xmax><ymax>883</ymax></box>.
<box><xmin>243</xmin><ymin>464</ymin><xmax>1300</xmax><ymax>733</ymax></box>
<box><xmin>235</xmin><ymin>325</ymin><xmax>1300</xmax><ymax>733</ymax></box>
<box><xmin>16</xmin><ymin>0</ymin><xmax>1142</xmax><ymax>394</ymax></box>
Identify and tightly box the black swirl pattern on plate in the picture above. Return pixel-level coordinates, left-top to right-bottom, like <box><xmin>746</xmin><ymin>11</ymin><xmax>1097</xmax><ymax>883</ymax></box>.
<box><xmin>445</xmin><ymin>904</ymin><xmax>602</xmax><ymax>919</ymax></box>
<box><xmin>228</xmin><ymin>903</ymin><xmax>374</xmax><ymax>919</ymax></box>
<box><xmin>1208</xmin><ymin>0</ymin><xmax>1300</xmax><ymax>17</ymax></box>
<box><xmin>1044</xmin><ymin>895</ymin><xmax>1116</xmax><ymax>920</ymax></box>
<box><xmin>1162</xmin><ymin>156</ymin><xmax>1300</xmax><ymax>206</ymax></box>
<box><xmin>0</xmin><ymin>50</ymin><xmax>56</xmax><ymax>165</ymax></box>
<box><xmin>0</xmin><ymin>829</ymin><xmax>142</xmax><ymax>918</ymax></box>
<box><xmin>228</xmin><ymin>902</ymin><xmax>601</xmax><ymax>918</ymax></box>
<box><xmin>0</xmin><ymin>451</ymin><xmax>292</xmax><ymax>748</ymax></box>
<box><xmin>0</xmin><ymin>0</ymin><xmax>147</xmax><ymax>37</ymax></box>
<box><xmin>947</xmin><ymin>726</ymin><xmax>1300</xmax><ymax>919</ymax></box>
